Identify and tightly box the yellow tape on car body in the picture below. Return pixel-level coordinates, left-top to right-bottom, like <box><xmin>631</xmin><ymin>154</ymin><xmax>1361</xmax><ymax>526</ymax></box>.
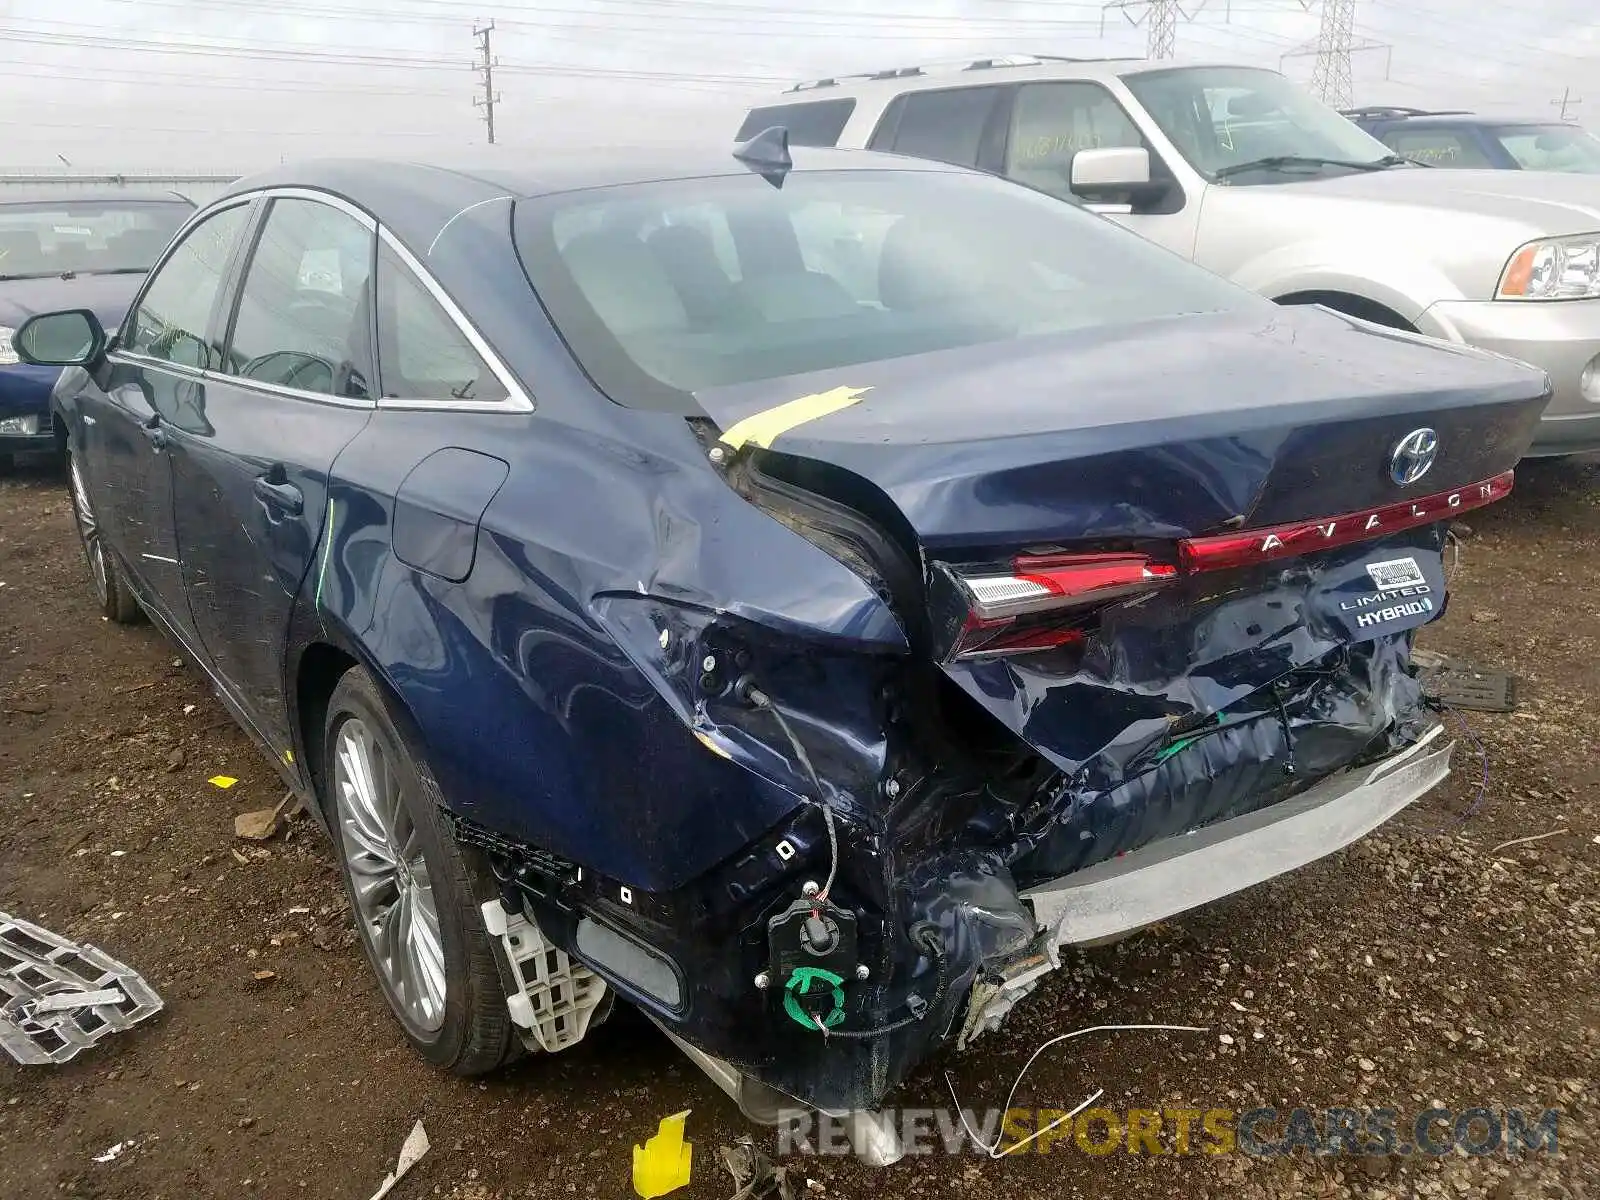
<box><xmin>717</xmin><ymin>385</ymin><xmax>872</xmax><ymax>451</ymax></box>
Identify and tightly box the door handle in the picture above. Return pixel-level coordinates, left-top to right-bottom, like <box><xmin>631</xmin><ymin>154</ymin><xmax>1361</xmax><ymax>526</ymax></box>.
<box><xmin>139</xmin><ymin>415</ymin><xmax>168</xmax><ymax>450</ymax></box>
<box><xmin>253</xmin><ymin>474</ymin><xmax>304</xmax><ymax>516</ymax></box>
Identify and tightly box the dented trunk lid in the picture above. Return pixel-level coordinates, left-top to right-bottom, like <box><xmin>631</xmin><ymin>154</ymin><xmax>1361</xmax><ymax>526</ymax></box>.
<box><xmin>704</xmin><ymin>306</ymin><xmax>1545</xmax><ymax>859</ymax></box>
<box><xmin>699</xmin><ymin>305</ymin><xmax>1547</xmax><ymax>554</ymax></box>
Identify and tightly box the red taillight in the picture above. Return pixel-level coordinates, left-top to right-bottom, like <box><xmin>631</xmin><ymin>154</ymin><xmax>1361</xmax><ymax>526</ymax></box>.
<box><xmin>965</xmin><ymin>553</ymin><xmax>1178</xmax><ymax>622</ymax></box>
<box><xmin>951</xmin><ymin>470</ymin><xmax>1512</xmax><ymax>659</ymax></box>
<box><xmin>1178</xmin><ymin>471</ymin><xmax>1513</xmax><ymax>573</ymax></box>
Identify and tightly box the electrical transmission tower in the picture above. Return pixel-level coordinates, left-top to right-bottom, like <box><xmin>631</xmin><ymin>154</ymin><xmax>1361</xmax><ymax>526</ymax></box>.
<box><xmin>1101</xmin><ymin>0</ymin><xmax>1202</xmax><ymax>60</ymax></box>
<box><xmin>1281</xmin><ymin>0</ymin><xmax>1389</xmax><ymax>110</ymax></box>
<box><xmin>1309</xmin><ymin>0</ymin><xmax>1355</xmax><ymax>110</ymax></box>
<box><xmin>473</xmin><ymin>20</ymin><xmax>500</xmax><ymax>145</ymax></box>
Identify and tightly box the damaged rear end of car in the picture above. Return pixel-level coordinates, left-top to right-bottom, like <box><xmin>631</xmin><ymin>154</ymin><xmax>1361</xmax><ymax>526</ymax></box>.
<box><xmin>479</xmin><ymin>158</ymin><xmax>1549</xmax><ymax>1158</ymax></box>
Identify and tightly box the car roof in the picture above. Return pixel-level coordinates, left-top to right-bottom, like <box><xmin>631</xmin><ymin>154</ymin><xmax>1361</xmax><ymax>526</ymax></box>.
<box><xmin>218</xmin><ymin>144</ymin><xmax>967</xmax><ymax>253</ymax></box>
<box><xmin>1352</xmin><ymin>111</ymin><xmax>1559</xmax><ymax>129</ymax></box>
<box><xmin>750</xmin><ymin>55</ymin><xmax>1271</xmax><ymax>104</ymax></box>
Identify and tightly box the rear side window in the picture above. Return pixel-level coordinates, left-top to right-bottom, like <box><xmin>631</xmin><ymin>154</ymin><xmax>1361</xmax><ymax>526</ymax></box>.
<box><xmin>736</xmin><ymin>99</ymin><xmax>856</xmax><ymax>147</ymax></box>
<box><xmin>870</xmin><ymin>87</ymin><xmax>1003</xmax><ymax>167</ymax></box>
<box><xmin>374</xmin><ymin>241</ymin><xmax>507</xmax><ymax>403</ymax></box>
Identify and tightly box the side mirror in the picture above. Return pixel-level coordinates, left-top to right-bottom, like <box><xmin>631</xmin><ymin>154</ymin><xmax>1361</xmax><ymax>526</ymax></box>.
<box><xmin>14</xmin><ymin>309</ymin><xmax>107</xmax><ymax>368</ymax></box>
<box><xmin>1070</xmin><ymin>146</ymin><xmax>1153</xmax><ymax>194</ymax></box>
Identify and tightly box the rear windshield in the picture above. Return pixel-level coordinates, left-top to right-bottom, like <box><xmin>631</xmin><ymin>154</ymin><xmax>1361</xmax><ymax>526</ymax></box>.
<box><xmin>513</xmin><ymin>168</ymin><xmax>1263</xmax><ymax>410</ymax></box>
<box><xmin>0</xmin><ymin>200</ymin><xmax>191</xmax><ymax>281</ymax></box>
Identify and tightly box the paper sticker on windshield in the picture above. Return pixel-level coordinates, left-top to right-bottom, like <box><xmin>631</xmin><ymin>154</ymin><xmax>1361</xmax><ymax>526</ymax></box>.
<box><xmin>52</xmin><ymin>225</ymin><xmax>93</xmax><ymax>236</ymax></box>
<box><xmin>1366</xmin><ymin>556</ymin><xmax>1426</xmax><ymax>591</ymax></box>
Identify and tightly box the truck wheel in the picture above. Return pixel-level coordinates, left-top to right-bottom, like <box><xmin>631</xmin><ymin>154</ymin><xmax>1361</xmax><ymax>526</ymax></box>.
<box><xmin>68</xmin><ymin>449</ymin><xmax>143</xmax><ymax>624</ymax></box>
<box><xmin>323</xmin><ymin>667</ymin><xmax>519</xmax><ymax>1075</ymax></box>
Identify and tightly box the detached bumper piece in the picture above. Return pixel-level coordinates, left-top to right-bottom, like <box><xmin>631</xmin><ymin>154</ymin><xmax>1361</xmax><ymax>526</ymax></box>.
<box><xmin>481</xmin><ymin>900</ymin><xmax>609</xmax><ymax>1053</ymax></box>
<box><xmin>0</xmin><ymin>911</ymin><xmax>163</xmax><ymax>1065</ymax></box>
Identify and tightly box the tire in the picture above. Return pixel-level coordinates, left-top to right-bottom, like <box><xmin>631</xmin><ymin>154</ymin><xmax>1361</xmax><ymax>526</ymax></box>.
<box><xmin>67</xmin><ymin>449</ymin><xmax>143</xmax><ymax>624</ymax></box>
<box><xmin>322</xmin><ymin>666</ymin><xmax>519</xmax><ymax>1075</ymax></box>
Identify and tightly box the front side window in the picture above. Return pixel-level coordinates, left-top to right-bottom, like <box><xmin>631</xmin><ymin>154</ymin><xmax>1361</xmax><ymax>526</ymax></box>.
<box><xmin>1123</xmin><ymin>66</ymin><xmax>1399</xmax><ymax>182</ymax></box>
<box><xmin>375</xmin><ymin>241</ymin><xmax>507</xmax><ymax>403</ymax></box>
<box><xmin>515</xmin><ymin>168</ymin><xmax>1264</xmax><ymax>410</ymax></box>
<box><xmin>224</xmin><ymin>197</ymin><xmax>374</xmax><ymax>399</ymax></box>
<box><xmin>1491</xmin><ymin>125</ymin><xmax>1600</xmax><ymax>174</ymax></box>
<box><xmin>123</xmin><ymin>203</ymin><xmax>251</xmax><ymax>370</ymax></box>
<box><xmin>1005</xmin><ymin>82</ymin><xmax>1147</xmax><ymax>200</ymax></box>
<box><xmin>1380</xmin><ymin>127</ymin><xmax>1493</xmax><ymax>167</ymax></box>
<box><xmin>0</xmin><ymin>200</ymin><xmax>191</xmax><ymax>282</ymax></box>
<box><xmin>872</xmin><ymin>87</ymin><xmax>1003</xmax><ymax>167</ymax></box>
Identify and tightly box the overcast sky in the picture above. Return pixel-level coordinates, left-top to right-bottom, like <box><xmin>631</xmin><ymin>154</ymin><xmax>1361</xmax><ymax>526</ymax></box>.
<box><xmin>0</xmin><ymin>0</ymin><xmax>1595</xmax><ymax>171</ymax></box>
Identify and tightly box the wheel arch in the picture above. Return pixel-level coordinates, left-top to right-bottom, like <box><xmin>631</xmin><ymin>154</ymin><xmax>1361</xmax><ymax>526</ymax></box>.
<box><xmin>1274</xmin><ymin>289</ymin><xmax>1420</xmax><ymax>332</ymax></box>
<box><xmin>290</xmin><ymin>628</ymin><xmax>433</xmax><ymax>829</ymax></box>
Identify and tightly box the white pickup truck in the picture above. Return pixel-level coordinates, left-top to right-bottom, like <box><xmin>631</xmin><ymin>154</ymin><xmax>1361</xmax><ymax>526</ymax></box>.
<box><xmin>737</xmin><ymin>56</ymin><xmax>1600</xmax><ymax>456</ymax></box>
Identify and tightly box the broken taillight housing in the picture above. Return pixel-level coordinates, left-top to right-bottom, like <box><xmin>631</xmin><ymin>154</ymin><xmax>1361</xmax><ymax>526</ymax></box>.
<box><xmin>953</xmin><ymin>552</ymin><xmax>1178</xmax><ymax>657</ymax></box>
<box><xmin>950</xmin><ymin>470</ymin><xmax>1513</xmax><ymax>660</ymax></box>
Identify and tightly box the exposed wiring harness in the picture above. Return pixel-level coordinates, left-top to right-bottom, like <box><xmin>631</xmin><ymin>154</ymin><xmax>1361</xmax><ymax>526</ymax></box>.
<box><xmin>739</xmin><ymin>677</ymin><xmax>946</xmax><ymax>1039</ymax></box>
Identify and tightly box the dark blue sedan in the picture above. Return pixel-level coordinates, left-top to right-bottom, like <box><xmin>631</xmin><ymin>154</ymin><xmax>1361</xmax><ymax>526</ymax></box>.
<box><xmin>0</xmin><ymin>193</ymin><xmax>192</xmax><ymax>466</ymax></box>
<box><xmin>14</xmin><ymin>137</ymin><xmax>1548</xmax><ymax>1159</ymax></box>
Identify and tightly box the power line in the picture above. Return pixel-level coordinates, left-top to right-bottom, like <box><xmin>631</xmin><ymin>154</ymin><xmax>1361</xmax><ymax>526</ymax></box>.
<box><xmin>473</xmin><ymin>20</ymin><xmax>500</xmax><ymax>144</ymax></box>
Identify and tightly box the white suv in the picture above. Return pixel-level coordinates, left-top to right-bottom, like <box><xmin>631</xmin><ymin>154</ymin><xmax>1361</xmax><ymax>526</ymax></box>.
<box><xmin>737</xmin><ymin>55</ymin><xmax>1600</xmax><ymax>457</ymax></box>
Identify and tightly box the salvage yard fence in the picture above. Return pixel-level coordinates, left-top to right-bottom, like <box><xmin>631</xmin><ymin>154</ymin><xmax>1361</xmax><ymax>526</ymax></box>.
<box><xmin>0</xmin><ymin>169</ymin><xmax>242</xmax><ymax>205</ymax></box>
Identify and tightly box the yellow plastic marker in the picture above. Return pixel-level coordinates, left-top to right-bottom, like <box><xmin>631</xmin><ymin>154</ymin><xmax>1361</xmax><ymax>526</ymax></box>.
<box><xmin>718</xmin><ymin>385</ymin><xmax>871</xmax><ymax>451</ymax></box>
<box><xmin>632</xmin><ymin>1109</ymin><xmax>692</xmax><ymax>1198</ymax></box>
<box><xmin>208</xmin><ymin>775</ymin><xmax>239</xmax><ymax>789</ymax></box>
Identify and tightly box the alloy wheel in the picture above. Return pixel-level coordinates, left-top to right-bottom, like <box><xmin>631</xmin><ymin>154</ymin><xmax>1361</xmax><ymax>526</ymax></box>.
<box><xmin>332</xmin><ymin>717</ymin><xmax>448</xmax><ymax>1034</ymax></box>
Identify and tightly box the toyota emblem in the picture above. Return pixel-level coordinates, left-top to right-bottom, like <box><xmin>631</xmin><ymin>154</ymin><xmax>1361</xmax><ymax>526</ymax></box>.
<box><xmin>1389</xmin><ymin>427</ymin><xmax>1439</xmax><ymax>487</ymax></box>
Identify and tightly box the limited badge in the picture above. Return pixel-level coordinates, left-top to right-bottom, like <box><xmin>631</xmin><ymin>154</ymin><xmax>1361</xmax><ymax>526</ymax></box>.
<box><xmin>1365</xmin><ymin>556</ymin><xmax>1427</xmax><ymax>591</ymax></box>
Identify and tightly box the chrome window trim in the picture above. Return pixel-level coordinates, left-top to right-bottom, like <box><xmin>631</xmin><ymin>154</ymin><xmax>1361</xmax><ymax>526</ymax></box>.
<box><xmin>104</xmin><ymin>352</ymin><xmax>375</xmax><ymax>409</ymax></box>
<box><xmin>120</xmin><ymin>185</ymin><xmax>531</xmax><ymax>415</ymax></box>
<box><xmin>374</xmin><ymin>224</ymin><xmax>536</xmax><ymax>414</ymax></box>
<box><xmin>107</xmin><ymin>350</ymin><xmax>208</xmax><ymax>382</ymax></box>
<box><xmin>226</xmin><ymin>185</ymin><xmax>379</xmax><ymax>232</ymax></box>
<box><xmin>202</xmin><ymin>370</ymin><xmax>376</xmax><ymax>409</ymax></box>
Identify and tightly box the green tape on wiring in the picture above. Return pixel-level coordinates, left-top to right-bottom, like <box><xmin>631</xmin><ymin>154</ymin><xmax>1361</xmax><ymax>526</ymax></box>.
<box><xmin>1155</xmin><ymin>712</ymin><xmax>1235</xmax><ymax>764</ymax></box>
<box><xmin>783</xmin><ymin>966</ymin><xmax>847</xmax><ymax>1029</ymax></box>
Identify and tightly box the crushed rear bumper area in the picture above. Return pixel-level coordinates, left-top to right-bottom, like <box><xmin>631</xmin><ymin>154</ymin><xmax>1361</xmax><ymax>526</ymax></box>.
<box><xmin>1024</xmin><ymin>721</ymin><xmax>1452</xmax><ymax>946</ymax></box>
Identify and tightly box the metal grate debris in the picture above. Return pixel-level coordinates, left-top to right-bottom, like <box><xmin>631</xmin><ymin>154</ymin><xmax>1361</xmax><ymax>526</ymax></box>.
<box><xmin>0</xmin><ymin>911</ymin><xmax>163</xmax><ymax>1065</ymax></box>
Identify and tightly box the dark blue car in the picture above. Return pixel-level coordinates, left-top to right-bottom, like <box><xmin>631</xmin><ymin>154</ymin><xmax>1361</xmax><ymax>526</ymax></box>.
<box><xmin>14</xmin><ymin>139</ymin><xmax>1548</xmax><ymax>1159</ymax></box>
<box><xmin>0</xmin><ymin>193</ymin><xmax>192</xmax><ymax>466</ymax></box>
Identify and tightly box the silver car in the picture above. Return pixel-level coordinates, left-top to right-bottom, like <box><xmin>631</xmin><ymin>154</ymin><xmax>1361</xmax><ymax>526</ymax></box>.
<box><xmin>738</xmin><ymin>56</ymin><xmax>1600</xmax><ymax>456</ymax></box>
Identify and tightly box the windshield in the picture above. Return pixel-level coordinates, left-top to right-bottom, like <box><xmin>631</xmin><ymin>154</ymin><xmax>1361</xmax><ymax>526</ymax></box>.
<box><xmin>514</xmin><ymin>168</ymin><xmax>1264</xmax><ymax>410</ymax></box>
<box><xmin>0</xmin><ymin>200</ymin><xmax>190</xmax><ymax>281</ymax></box>
<box><xmin>1123</xmin><ymin>65</ymin><xmax>1396</xmax><ymax>181</ymax></box>
<box><xmin>1492</xmin><ymin>124</ymin><xmax>1600</xmax><ymax>174</ymax></box>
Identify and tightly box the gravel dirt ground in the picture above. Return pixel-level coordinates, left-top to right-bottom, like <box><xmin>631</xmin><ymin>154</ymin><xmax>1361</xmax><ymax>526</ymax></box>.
<box><xmin>2</xmin><ymin>455</ymin><xmax>1597</xmax><ymax>1200</ymax></box>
